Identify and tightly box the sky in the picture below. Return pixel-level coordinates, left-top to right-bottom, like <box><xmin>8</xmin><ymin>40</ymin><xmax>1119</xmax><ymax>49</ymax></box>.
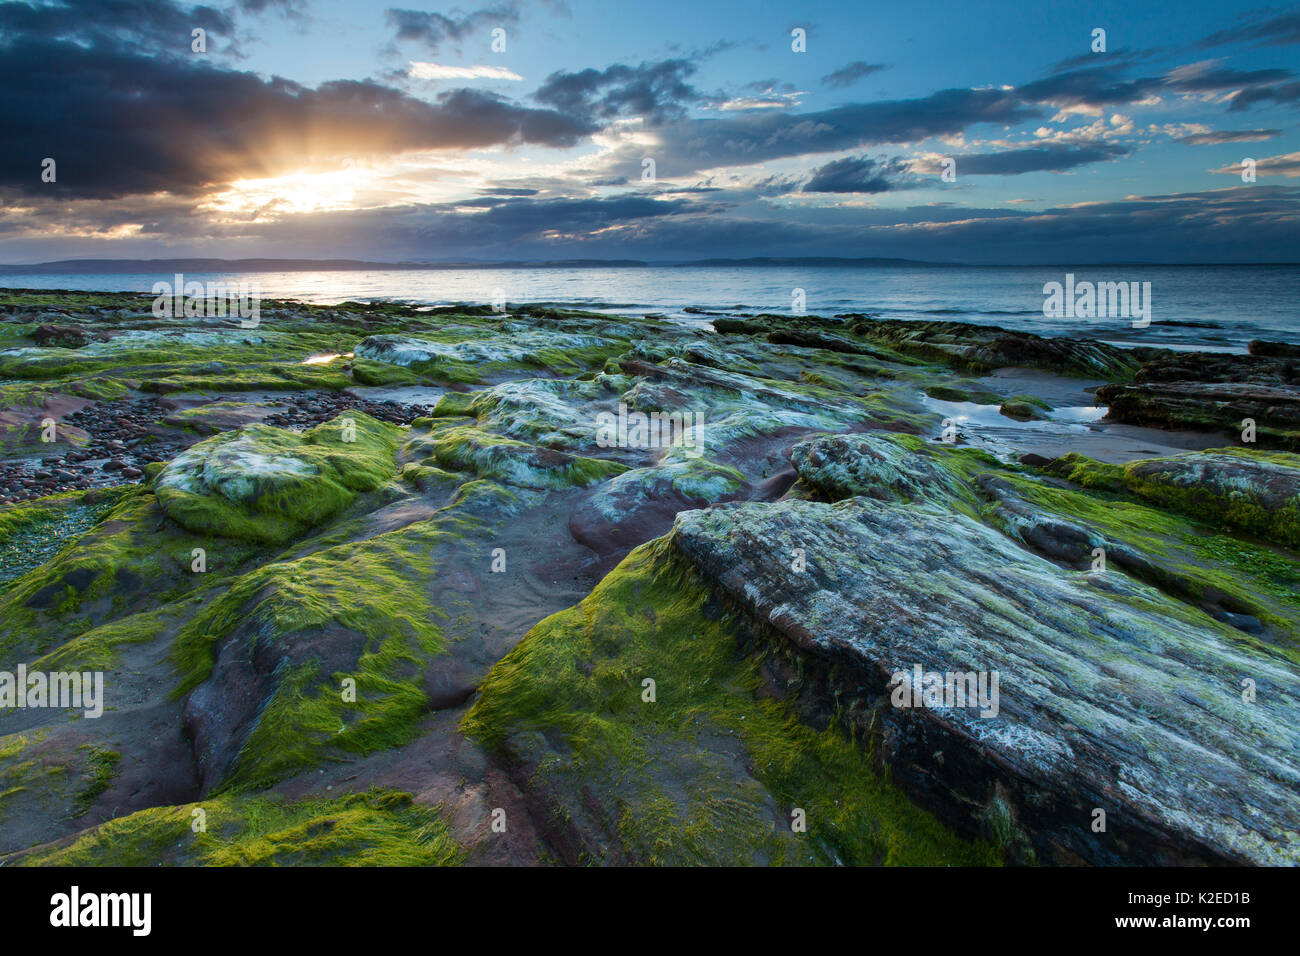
<box><xmin>1</xmin><ymin>0</ymin><xmax>1298</xmax><ymax>264</ymax></box>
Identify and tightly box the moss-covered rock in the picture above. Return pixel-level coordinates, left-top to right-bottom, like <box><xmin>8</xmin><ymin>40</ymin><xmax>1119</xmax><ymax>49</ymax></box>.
<box><xmin>667</xmin><ymin>495</ymin><xmax>1300</xmax><ymax>865</ymax></box>
<box><xmin>463</xmin><ymin>537</ymin><xmax>1000</xmax><ymax>866</ymax></box>
<box><xmin>1053</xmin><ymin>447</ymin><xmax>1300</xmax><ymax>550</ymax></box>
<box><xmin>155</xmin><ymin>412</ymin><xmax>401</xmax><ymax>544</ymax></box>
<box><xmin>430</xmin><ymin>425</ymin><xmax>627</xmax><ymax>490</ymax></box>
<box><xmin>11</xmin><ymin>789</ymin><xmax>461</xmax><ymax>866</ymax></box>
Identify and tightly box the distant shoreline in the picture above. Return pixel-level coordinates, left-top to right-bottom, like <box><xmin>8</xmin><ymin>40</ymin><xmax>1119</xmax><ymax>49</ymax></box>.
<box><xmin>2</xmin><ymin>257</ymin><xmax>1299</xmax><ymax>275</ymax></box>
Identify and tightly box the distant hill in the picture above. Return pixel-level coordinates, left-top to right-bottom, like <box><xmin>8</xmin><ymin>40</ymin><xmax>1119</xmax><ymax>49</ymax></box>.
<box><xmin>0</xmin><ymin>255</ymin><xmax>951</xmax><ymax>274</ymax></box>
<box><xmin>675</xmin><ymin>256</ymin><xmax>950</xmax><ymax>267</ymax></box>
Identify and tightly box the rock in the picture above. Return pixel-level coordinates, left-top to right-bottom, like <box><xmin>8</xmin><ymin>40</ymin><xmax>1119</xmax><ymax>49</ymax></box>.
<box><xmin>1118</xmin><ymin>448</ymin><xmax>1300</xmax><ymax>549</ymax></box>
<box><xmin>430</xmin><ymin>425</ymin><xmax>627</xmax><ymax>490</ymax></box>
<box><xmin>1250</xmin><ymin>339</ymin><xmax>1300</xmax><ymax>360</ymax></box>
<box><xmin>846</xmin><ymin>317</ymin><xmax>1146</xmax><ymax>378</ymax></box>
<box><xmin>789</xmin><ymin>432</ymin><xmax>975</xmax><ymax>508</ymax></box>
<box><xmin>155</xmin><ymin>412</ymin><xmax>401</xmax><ymax>544</ymax></box>
<box><xmin>32</xmin><ymin>325</ymin><xmax>92</xmax><ymax>348</ymax></box>
<box><xmin>667</xmin><ymin>495</ymin><xmax>1300</xmax><ymax>865</ymax></box>
<box><xmin>1097</xmin><ymin>380</ymin><xmax>1300</xmax><ymax>449</ymax></box>
<box><xmin>999</xmin><ymin>399</ymin><xmax>1046</xmax><ymax>420</ymax></box>
<box><xmin>1095</xmin><ymin>349</ymin><xmax>1300</xmax><ymax>448</ymax></box>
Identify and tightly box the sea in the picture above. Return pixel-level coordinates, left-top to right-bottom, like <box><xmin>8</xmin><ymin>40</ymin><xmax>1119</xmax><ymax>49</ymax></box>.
<box><xmin>2</xmin><ymin>263</ymin><xmax>1296</xmax><ymax>353</ymax></box>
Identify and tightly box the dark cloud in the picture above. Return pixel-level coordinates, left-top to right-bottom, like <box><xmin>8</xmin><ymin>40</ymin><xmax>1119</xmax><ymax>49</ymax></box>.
<box><xmin>385</xmin><ymin>4</ymin><xmax>518</xmax><ymax>52</ymax></box>
<box><xmin>821</xmin><ymin>61</ymin><xmax>888</xmax><ymax>88</ymax></box>
<box><xmin>237</xmin><ymin>0</ymin><xmax>305</xmax><ymax>13</ymax></box>
<box><xmin>1229</xmin><ymin>80</ymin><xmax>1300</xmax><ymax>110</ymax></box>
<box><xmin>0</xmin><ymin>0</ymin><xmax>235</xmax><ymax>47</ymax></box>
<box><xmin>0</xmin><ymin>35</ymin><xmax>595</xmax><ymax>199</ymax></box>
<box><xmin>1201</xmin><ymin>11</ymin><xmax>1300</xmax><ymax>49</ymax></box>
<box><xmin>803</xmin><ymin>156</ymin><xmax>910</xmax><ymax>193</ymax></box>
<box><xmin>533</xmin><ymin>59</ymin><xmax>703</xmax><ymax>123</ymax></box>
<box><xmin>1019</xmin><ymin>62</ymin><xmax>1294</xmax><ymax>109</ymax></box>
<box><xmin>6</xmin><ymin>183</ymin><xmax>1298</xmax><ymax>266</ymax></box>
<box><xmin>947</xmin><ymin>142</ymin><xmax>1132</xmax><ymax>175</ymax></box>
<box><xmin>600</xmin><ymin>87</ymin><xmax>1037</xmax><ymax>180</ymax></box>
<box><xmin>396</xmin><ymin>194</ymin><xmax>724</xmax><ymax>250</ymax></box>
<box><xmin>1213</xmin><ymin>152</ymin><xmax>1300</xmax><ymax>177</ymax></box>
<box><xmin>1176</xmin><ymin>128</ymin><xmax>1281</xmax><ymax>145</ymax></box>
<box><xmin>1048</xmin><ymin>48</ymin><xmax>1155</xmax><ymax>75</ymax></box>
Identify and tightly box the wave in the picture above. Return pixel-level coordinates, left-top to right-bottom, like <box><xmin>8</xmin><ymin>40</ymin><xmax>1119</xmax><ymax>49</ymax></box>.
<box><xmin>916</xmin><ymin>307</ymin><xmax>1041</xmax><ymax>316</ymax></box>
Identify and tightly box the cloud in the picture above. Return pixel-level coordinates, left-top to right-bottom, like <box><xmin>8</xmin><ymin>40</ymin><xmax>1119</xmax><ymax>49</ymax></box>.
<box><xmin>1229</xmin><ymin>80</ymin><xmax>1300</xmax><ymax>110</ymax></box>
<box><xmin>0</xmin><ymin>36</ymin><xmax>594</xmax><ymax>200</ymax></box>
<box><xmin>533</xmin><ymin>59</ymin><xmax>703</xmax><ymax>123</ymax></box>
<box><xmin>821</xmin><ymin>61</ymin><xmax>888</xmax><ymax>88</ymax></box>
<box><xmin>0</xmin><ymin>0</ymin><xmax>237</xmax><ymax>48</ymax></box>
<box><xmin>6</xmin><ymin>183</ymin><xmax>1299</xmax><ymax>266</ymax></box>
<box><xmin>802</xmin><ymin>156</ymin><xmax>911</xmax><ymax>193</ymax></box>
<box><xmin>714</xmin><ymin>90</ymin><xmax>804</xmax><ymax>111</ymax></box>
<box><xmin>932</xmin><ymin>142</ymin><xmax>1132</xmax><ymax>176</ymax></box>
<box><xmin>1176</xmin><ymin>128</ymin><xmax>1281</xmax><ymax>145</ymax></box>
<box><xmin>593</xmin><ymin>86</ymin><xmax>1038</xmax><ymax>180</ymax></box>
<box><xmin>385</xmin><ymin>5</ymin><xmax>519</xmax><ymax>52</ymax></box>
<box><xmin>409</xmin><ymin>62</ymin><xmax>524</xmax><ymax>81</ymax></box>
<box><xmin>1211</xmin><ymin>151</ymin><xmax>1300</xmax><ymax>178</ymax></box>
<box><xmin>1201</xmin><ymin>11</ymin><xmax>1300</xmax><ymax>49</ymax></box>
<box><xmin>1018</xmin><ymin>61</ymin><xmax>1294</xmax><ymax>112</ymax></box>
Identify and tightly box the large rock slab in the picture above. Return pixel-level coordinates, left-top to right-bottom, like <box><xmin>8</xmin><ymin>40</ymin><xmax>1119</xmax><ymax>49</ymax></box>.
<box><xmin>667</xmin><ymin>496</ymin><xmax>1300</xmax><ymax>865</ymax></box>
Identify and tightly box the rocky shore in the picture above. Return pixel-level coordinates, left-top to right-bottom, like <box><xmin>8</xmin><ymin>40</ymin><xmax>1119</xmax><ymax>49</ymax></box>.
<box><xmin>0</xmin><ymin>290</ymin><xmax>1296</xmax><ymax>866</ymax></box>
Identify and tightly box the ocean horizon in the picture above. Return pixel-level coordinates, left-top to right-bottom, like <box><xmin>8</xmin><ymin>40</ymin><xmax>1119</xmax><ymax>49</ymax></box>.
<box><xmin>4</xmin><ymin>262</ymin><xmax>1295</xmax><ymax>352</ymax></box>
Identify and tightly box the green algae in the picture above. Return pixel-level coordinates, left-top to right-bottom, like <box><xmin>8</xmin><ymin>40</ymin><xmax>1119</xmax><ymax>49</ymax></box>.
<box><xmin>350</xmin><ymin>357</ymin><xmax>420</xmax><ymax>387</ymax></box>
<box><xmin>170</xmin><ymin>513</ymin><xmax>463</xmax><ymax>788</ymax></box>
<box><xmin>72</xmin><ymin>748</ymin><xmax>121</xmax><ymax>816</ymax></box>
<box><xmin>986</xmin><ymin>471</ymin><xmax>1300</xmax><ymax>650</ymax></box>
<box><xmin>463</xmin><ymin>537</ymin><xmax>1000</xmax><ymax>866</ymax></box>
<box><xmin>1052</xmin><ymin>448</ymin><xmax>1300</xmax><ymax>550</ymax></box>
<box><xmin>0</xmin><ymin>490</ymin><xmax>263</xmax><ymax>661</ymax></box>
<box><xmin>430</xmin><ymin>424</ymin><xmax>627</xmax><ymax>490</ymax></box>
<box><xmin>16</xmin><ymin>788</ymin><xmax>462</xmax><ymax>867</ymax></box>
<box><xmin>155</xmin><ymin>412</ymin><xmax>401</xmax><ymax>544</ymax></box>
<box><xmin>0</xmin><ymin>488</ymin><xmax>133</xmax><ymax>585</ymax></box>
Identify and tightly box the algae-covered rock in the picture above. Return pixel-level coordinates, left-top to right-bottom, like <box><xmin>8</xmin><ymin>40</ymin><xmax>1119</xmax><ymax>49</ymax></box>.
<box><xmin>5</xmin><ymin>290</ymin><xmax>1300</xmax><ymax>869</ymax></box>
<box><xmin>430</xmin><ymin>425</ymin><xmax>627</xmax><ymax>490</ymax></box>
<box><xmin>789</xmin><ymin>432</ymin><xmax>979</xmax><ymax>510</ymax></box>
<box><xmin>1097</xmin><ymin>380</ymin><xmax>1300</xmax><ymax>449</ymax></box>
<box><xmin>1056</xmin><ymin>447</ymin><xmax>1300</xmax><ymax>550</ymax></box>
<box><xmin>462</xmin><ymin>537</ymin><xmax>1001</xmax><ymax>866</ymax></box>
<box><xmin>356</xmin><ymin>329</ymin><xmax>621</xmax><ymax>382</ymax></box>
<box><xmin>155</xmin><ymin>412</ymin><xmax>400</xmax><ymax>544</ymax></box>
<box><xmin>667</xmin><ymin>497</ymin><xmax>1300</xmax><ymax>865</ymax></box>
<box><xmin>999</xmin><ymin>398</ymin><xmax>1047</xmax><ymax>420</ymax></box>
<box><xmin>10</xmin><ymin>789</ymin><xmax>461</xmax><ymax>867</ymax></box>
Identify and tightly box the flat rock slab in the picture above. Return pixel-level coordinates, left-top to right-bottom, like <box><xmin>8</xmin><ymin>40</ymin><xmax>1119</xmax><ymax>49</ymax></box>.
<box><xmin>669</xmin><ymin>497</ymin><xmax>1300</xmax><ymax>865</ymax></box>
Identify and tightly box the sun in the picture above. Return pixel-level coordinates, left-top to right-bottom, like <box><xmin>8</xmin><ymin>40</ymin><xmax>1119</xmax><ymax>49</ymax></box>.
<box><xmin>199</xmin><ymin>165</ymin><xmax>371</xmax><ymax>219</ymax></box>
